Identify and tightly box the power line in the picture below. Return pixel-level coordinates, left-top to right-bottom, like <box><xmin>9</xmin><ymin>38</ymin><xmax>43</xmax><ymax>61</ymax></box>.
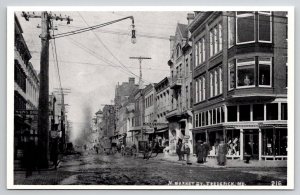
<box><xmin>77</xmin><ymin>12</ymin><xmax>152</xmax><ymax>84</ymax></box>
<box><xmin>30</xmin><ymin>58</ymin><xmax>169</xmax><ymax>71</ymax></box>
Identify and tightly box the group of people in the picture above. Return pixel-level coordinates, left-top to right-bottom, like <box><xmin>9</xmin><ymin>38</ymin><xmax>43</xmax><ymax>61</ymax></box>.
<box><xmin>176</xmin><ymin>139</ymin><xmax>229</xmax><ymax>166</ymax></box>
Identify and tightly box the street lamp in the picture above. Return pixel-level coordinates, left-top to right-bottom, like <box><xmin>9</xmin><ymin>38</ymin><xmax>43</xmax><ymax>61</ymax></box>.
<box><xmin>131</xmin><ymin>24</ymin><xmax>136</xmax><ymax>44</ymax></box>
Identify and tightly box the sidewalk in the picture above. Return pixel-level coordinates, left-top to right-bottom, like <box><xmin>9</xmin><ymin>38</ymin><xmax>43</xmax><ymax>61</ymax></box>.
<box><xmin>153</xmin><ymin>153</ymin><xmax>287</xmax><ymax>168</ymax></box>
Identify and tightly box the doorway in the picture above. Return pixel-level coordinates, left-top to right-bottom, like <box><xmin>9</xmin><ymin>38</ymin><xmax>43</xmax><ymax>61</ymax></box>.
<box><xmin>243</xmin><ymin>129</ymin><xmax>259</xmax><ymax>159</ymax></box>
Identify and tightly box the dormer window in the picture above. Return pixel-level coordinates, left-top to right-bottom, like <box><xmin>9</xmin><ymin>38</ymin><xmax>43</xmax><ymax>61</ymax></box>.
<box><xmin>176</xmin><ymin>44</ymin><xmax>181</xmax><ymax>58</ymax></box>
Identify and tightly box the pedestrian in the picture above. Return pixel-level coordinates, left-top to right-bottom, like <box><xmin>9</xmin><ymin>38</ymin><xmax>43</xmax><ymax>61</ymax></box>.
<box><xmin>50</xmin><ymin>138</ymin><xmax>59</xmax><ymax>169</ymax></box>
<box><xmin>176</xmin><ymin>139</ymin><xmax>182</xmax><ymax>161</ymax></box>
<box><xmin>180</xmin><ymin>140</ymin><xmax>185</xmax><ymax>161</ymax></box>
<box><xmin>217</xmin><ymin>140</ymin><xmax>228</xmax><ymax>166</ymax></box>
<box><xmin>121</xmin><ymin>144</ymin><xmax>125</xmax><ymax>156</ymax></box>
<box><xmin>183</xmin><ymin>142</ymin><xmax>192</xmax><ymax>165</ymax></box>
<box><xmin>23</xmin><ymin>131</ymin><xmax>35</xmax><ymax>177</ymax></box>
<box><xmin>196</xmin><ymin>140</ymin><xmax>205</xmax><ymax>164</ymax></box>
<box><xmin>203</xmin><ymin>141</ymin><xmax>210</xmax><ymax>163</ymax></box>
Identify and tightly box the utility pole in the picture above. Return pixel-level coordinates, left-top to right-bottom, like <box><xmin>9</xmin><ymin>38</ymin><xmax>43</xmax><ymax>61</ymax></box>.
<box><xmin>21</xmin><ymin>11</ymin><xmax>72</xmax><ymax>168</ymax></box>
<box><xmin>129</xmin><ymin>56</ymin><xmax>151</xmax><ymax>89</ymax></box>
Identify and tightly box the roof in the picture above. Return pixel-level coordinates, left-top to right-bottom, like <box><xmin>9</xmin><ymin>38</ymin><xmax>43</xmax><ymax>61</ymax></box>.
<box><xmin>177</xmin><ymin>23</ymin><xmax>188</xmax><ymax>39</ymax></box>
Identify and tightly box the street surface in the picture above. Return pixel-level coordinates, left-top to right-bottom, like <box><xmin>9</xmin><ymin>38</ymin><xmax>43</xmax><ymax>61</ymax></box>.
<box><xmin>14</xmin><ymin>152</ymin><xmax>287</xmax><ymax>186</ymax></box>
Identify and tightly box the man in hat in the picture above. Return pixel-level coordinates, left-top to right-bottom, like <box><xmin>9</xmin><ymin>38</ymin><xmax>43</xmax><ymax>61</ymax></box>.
<box><xmin>196</xmin><ymin>140</ymin><xmax>205</xmax><ymax>164</ymax></box>
<box><xmin>217</xmin><ymin>139</ymin><xmax>228</xmax><ymax>166</ymax></box>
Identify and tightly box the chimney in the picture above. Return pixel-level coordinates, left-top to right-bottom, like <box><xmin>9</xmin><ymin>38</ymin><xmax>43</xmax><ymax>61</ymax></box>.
<box><xmin>129</xmin><ymin>77</ymin><xmax>135</xmax><ymax>85</ymax></box>
<box><xmin>169</xmin><ymin>35</ymin><xmax>175</xmax><ymax>58</ymax></box>
<box><xmin>187</xmin><ymin>13</ymin><xmax>195</xmax><ymax>25</ymax></box>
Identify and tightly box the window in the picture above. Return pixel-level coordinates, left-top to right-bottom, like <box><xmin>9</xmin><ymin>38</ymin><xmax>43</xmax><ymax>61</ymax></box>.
<box><xmin>214</xmin><ymin>69</ymin><xmax>218</xmax><ymax>95</ymax></box>
<box><xmin>239</xmin><ymin>105</ymin><xmax>251</xmax><ymax>121</ymax></box>
<box><xmin>228</xmin><ymin>60</ymin><xmax>235</xmax><ymax>90</ymax></box>
<box><xmin>217</xmin><ymin>108</ymin><xmax>221</xmax><ymax>123</ymax></box>
<box><xmin>253</xmin><ymin>104</ymin><xmax>264</xmax><ymax>121</ymax></box>
<box><xmin>259</xmin><ymin>57</ymin><xmax>272</xmax><ymax>87</ymax></box>
<box><xmin>195</xmin><ymin>43</ymin><xmax>199</xmax><ymax>66</ymax></box>
<box><xmin>219</xmin><ymin>67</ymin><xmax>223</xmax><ymax>94</ymax></box>
<box><xmin>195</xmin><ymin>79</ymin><xmax>199</xmax><ymax>103</ymax></box>
<box><xmin>228</xmin><ymin>15</ymin><xmax>235</xmax><ymax>48</ymax></box>
<box><xmin>281</xmin><ymin>103</ymin><xmax>288</xmax><ymax>120</ymax></box>
<box><xmin>236</xmin><ymin>12</ymin><xmax>255</xmax><ymax>44</ymax></box>
<box><xmin>202</xmin><ymin>112</ymin><xmax>206</xmax><ymax>126</ymax></box>
<box><xmin>258</xmin><ymin>11</ymin><xmax>272</xmax><ymax>42</ymax></box>
<box><xmin>210</xmin><ymin>30</ymin><xmax>214</xmax><ymax>57</ymax></box>
<box><xmin>266</xmin><ymin>103</ymin><xmax>278</xmax><ymax>120</ymax></box>
<box><xmin>210</xmin><ymin>72</ymin><xmax>214</xmax><ymax>97</ymax></box>
<box><xmin>199</xmin><ymin>79</ymin><xmax>202</xmax><ymax>102</ymax></box>
<box><xmin>210</xmin><ymin>23</ymin><xmax>222</xmax><ymax>57</ymax></box>
<box><xmin>228</xmin><ymin>106</ymin><xmax>237</xmax><ymax>122</ymax></box>
<box><xmin>210</xmin><ymin>67</ymin><xmax>222</xmax><ymax>97</ymax></box>
<box><xmin>236</xmin><ymin>58</ymin><xmax>255</xmax><ymax>88</ymax></box>
<box><xmin>218</xmin><ymin>23</ymin><xmax>223</xmax><ymax>51</ymax></box>
<box><xmin>176</xmin><ymin>44</ymin><xmax>181</xmax><ymax>58</ymax></box>
<box><xmin>195</xmin><ymin>113</ymin><xmax>199</xmax><ymax>127</ymax></box>
<box><xmin>202</xmin><ymin>77</ymin><xmax>206</xmax><ymax>100</ymax></box>
<box><xmin>196</xmin><ymin>37</ymin><xmax>206</xmax><ymax>66</ymax></box>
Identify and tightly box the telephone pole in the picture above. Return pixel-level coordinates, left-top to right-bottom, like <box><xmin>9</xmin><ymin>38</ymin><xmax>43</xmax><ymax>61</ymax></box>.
<box><xmin>129</xmin><ymin>56</ymin><xmax>151</xmax><ymax>89</ymax></box>
<box><xmin>21</xmin><ymin>11</ymin><xmax>72</xmax><ymax>168</ymax></box>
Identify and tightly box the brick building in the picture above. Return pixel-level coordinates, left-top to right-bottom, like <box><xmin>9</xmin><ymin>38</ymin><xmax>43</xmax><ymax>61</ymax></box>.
<box><xmin>166</xmin><ymin>14</ymin><xmax>195</xmax><ymax>154</ymax></box>
<box><xmin>190</xmin><ymin>11</ymin><xmax>288</xmax><ymax>160</ymax></box>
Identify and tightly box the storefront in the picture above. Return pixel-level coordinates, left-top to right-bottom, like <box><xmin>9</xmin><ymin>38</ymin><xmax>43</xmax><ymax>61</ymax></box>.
<box><xmin>192</xmin><ymin>122</ymin><xmax>287</xmax><ymax>161</ymax></box>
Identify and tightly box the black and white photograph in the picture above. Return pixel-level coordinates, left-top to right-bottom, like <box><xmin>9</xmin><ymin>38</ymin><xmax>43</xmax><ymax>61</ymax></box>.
<box><xmin>6</xmin><ymin>7</ymin><xmax>294</xmax><ymax>189</ymax></box>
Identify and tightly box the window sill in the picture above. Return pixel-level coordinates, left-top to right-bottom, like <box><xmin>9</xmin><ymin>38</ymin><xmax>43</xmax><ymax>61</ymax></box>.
<box><xmin>209</xmin><ymin>51</ymin><xmax>222</xmax><ymax>61</ymax></box>
<box><xmin>236</xmin><ymin>85</ymin><xmax>255</xmax><ymax>89</ymax></box>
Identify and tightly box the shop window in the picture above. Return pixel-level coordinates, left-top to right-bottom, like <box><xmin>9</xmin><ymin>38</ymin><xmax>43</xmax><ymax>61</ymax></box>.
<box><xmin>258</xmin><ymin>12</ymin><xmax>272</xmax><ymax>43</ymax></box>
<box><xmin>228</xmin><ymin>15</ymin><xmax>235</xmax><ymax>48</ymax></box>
<box><xmin>266</xmin><ymin>103</ymin><xmax>278</xmax><ymax>120</ymax></box>
<box><xmin>227</xmin><ymin>106</ymin><xmax>237</xmax><ymax>122</ymax></box>
<box><xmin>253</xmin><ymin>104</ymin><xmax>264</xmax><ymax>121</ymax></box>
<box><xmin>236</xmin><ymin>12</ymin><xmax>255</xmax><ymax>44</ymax></box>
<box><xmin>239</xmin><ymin>105</ymin><xmax>251</xmax><ymax>121</ymax></box>
<box><xmin>281</xmin><ymin>103</ymin><xmax>288</xmax><ymax>120</ymax></box>
<box><xmin>236</xmin><ymin>58</ymin><xmax>255</xmax><ymax>88</ymax></box>
<box><xmin>228</xmin><ymin>60</ymin><xmax>235</xmax><ymax>90</ymax></box>
<box><xmin>262</xmin><ymin>129</ymin><xmax>274</xmax><ymax>156</ymax></box>
<box><xmin>275</xmin><ymin>128</ymin><xmax>287</xmax><ymax>155</ymax></box>
<box><xmin>226</xmin><ymin>130</ymin><xmax>240</xmax><ymax>156</ymax></box>
<box><xmin>259</xmin><ymin>57</ymin><xmax>272</xmax><ymax>87</ymax></box>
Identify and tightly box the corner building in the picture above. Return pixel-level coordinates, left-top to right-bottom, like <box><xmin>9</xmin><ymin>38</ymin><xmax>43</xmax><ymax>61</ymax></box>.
<box><xmin>190</xmin><ymin>11</ymin><xmax>288</xmax><ymax>160</ymax></box>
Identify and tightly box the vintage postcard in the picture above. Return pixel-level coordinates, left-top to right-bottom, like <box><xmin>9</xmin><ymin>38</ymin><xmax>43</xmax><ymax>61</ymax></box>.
<box><xmin>7</xmin><ymin>6</ymin><xmax>294</xmax><ymax>189</ymax></box>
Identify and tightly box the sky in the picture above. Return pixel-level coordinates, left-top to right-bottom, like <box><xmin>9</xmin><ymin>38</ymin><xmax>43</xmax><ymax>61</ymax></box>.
<box><xmin>16</xmin><ymin>11</ymin><xmax>190</xmax><ymax>141</ymax></box>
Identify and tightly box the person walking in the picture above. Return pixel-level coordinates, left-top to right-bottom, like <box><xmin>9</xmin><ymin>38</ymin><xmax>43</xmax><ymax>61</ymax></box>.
<box><xmin>183</xmin><ymin>142</ymin><xmax>192</xmax><ymax>165</ymax></box>
<box><xmin>203</xmin><ymin>141</ymin><xmax>210</xmax><ymax>163</ymax></box>
<box><xmin>176</xmin><ymin>139</ymin><xmax>183</xmax><ymax>161</ymax></box>
<box><xmin>217</xmin><ymin>140</ymin><xmax>228</xmax><ymax>166</ymax></box>
<box><xmin>196</xmin><ymin>140</ymin><xmax>205</xmax><ymax>164</ymax></box>
<box><xmin>50</xmin><ymin>137</ymin><xmax>59</xmax><ymax>169</ymax></box>
<box><xmin>23</xmin><ymin>131</ymin><xmax>35</xmax><ymax>177</ymax></box>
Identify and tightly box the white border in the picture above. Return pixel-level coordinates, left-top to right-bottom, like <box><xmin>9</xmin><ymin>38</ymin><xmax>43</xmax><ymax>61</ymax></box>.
<box><xmin>7</xmin><ymin>6</ymin><xmax>295</xmax><ymax>190</ymax></box>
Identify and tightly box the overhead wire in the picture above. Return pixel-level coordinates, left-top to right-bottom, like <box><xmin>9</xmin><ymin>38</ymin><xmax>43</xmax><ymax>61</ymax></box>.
<box><xmin>77</xmin><ymin>12</ymin><xmax>152</xmax><ymax>84</ymax></box>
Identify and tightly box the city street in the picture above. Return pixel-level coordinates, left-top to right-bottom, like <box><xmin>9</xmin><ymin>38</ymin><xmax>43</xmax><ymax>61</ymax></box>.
<box><xmin>14</xmin><ymin>152</ymin><xmax>287</xmax><ymax>186</ymax></box>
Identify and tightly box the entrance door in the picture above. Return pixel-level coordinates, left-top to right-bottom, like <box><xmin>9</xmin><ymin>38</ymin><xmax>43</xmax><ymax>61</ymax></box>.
<box><xmin>244</xmin><ymin>129</ymin><xmax>259</xmax><ymax>159</ymax></box>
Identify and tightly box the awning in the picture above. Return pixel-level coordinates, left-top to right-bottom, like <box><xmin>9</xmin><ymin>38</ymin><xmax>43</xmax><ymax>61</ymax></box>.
<box><xmin>155</xmin><ymin>127</ymin><xmax>168</xmax><ymax>133</ymax></box>
<box><xmin>128</xmin><ymin>126</ymin><xmax>142</xmax><ymax>132</ymax></box>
